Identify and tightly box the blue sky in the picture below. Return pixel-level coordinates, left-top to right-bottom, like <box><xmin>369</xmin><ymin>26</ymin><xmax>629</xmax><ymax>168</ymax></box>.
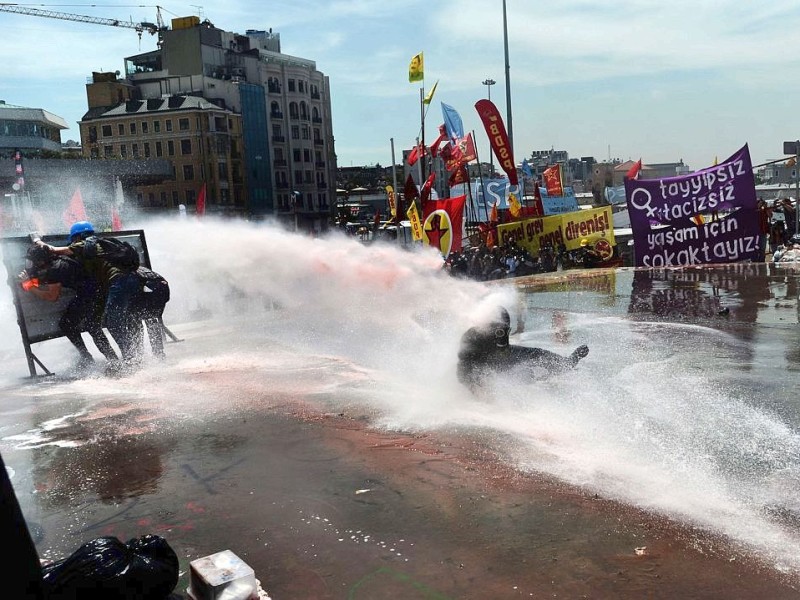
<box><xmin>2</xmin><ymin>0</ymin><xmax>800</xmax><ymax>172</ymax></box>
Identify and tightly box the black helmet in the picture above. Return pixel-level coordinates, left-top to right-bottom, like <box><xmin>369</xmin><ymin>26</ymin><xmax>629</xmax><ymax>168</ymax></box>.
<box><xmin>791</xmin><ymin>234</ymin><xmax>800</xmax><ymax>245</ymax></box>
<box><xmin>490</xmin><ymin>306</ymin><xmax>511</xmax><ymax>347</ymax></box>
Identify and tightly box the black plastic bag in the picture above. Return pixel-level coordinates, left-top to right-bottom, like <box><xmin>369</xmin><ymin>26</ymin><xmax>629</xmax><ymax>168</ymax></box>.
<box><xmin>42</xmin><ymin>534</ymin><xmax>179</xmax><ymax>600</ymax></box>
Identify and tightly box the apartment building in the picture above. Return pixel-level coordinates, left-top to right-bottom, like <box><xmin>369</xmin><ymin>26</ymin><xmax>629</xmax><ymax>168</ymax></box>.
<box><xmin>81</xmin><ymin>16</ymin><xmax>337</xmax><ymax>230</ymax></box>
<box><xmin>80</xmin><ymin>92</ymin><xmax>245</xmax><ymax>213</ymax></box>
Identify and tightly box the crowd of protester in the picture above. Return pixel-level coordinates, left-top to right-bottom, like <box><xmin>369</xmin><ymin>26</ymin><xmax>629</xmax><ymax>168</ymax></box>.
<box><xmin>443</xmin><ymin>237</ymin><xmax>605</xmax><ymax>281</ymax></box>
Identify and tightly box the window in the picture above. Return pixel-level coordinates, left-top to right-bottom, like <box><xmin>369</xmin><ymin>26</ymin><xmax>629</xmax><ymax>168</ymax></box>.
<box><xmin>293</xmin><ymin>149</ymin><xmax>301</xmax><ymax>162</ymax></box>
<box><xmin>132</xmin><ymin>143</ymin><xmax>139</xmax><ymax>158</ymax></box>
<box><xmin>129</xmin><ymin>122</ymin><xmax>137</xmax><ymax>134</ymax></box>
<box><xmin>153</xmin><ymin>120</ymin><xmax>160</xmax><ymax>133</ymax></box>
<box><xmin>181</xmin><ymin>139</ymin><xmax>192</xmax><ymax>154</ymax></box>
<box><xmin>120</xmin><ymin>144</ymin><xmax>127</xmax><ymax>158</ymax></box>
<box><xmin>156</xmin><ymin>141</ymin><xmax>163</xmax><ymax>157</ymax></box>
<box><xmin>291</xmin><ymin>125</ymin><xmax>299</xmax><ymax>139</ymax></box>
<box><xmin>298</xmin><ymin>80</ymin><xmax>305</xmax><ymax>93</ymax></box>
<box><xmin>118</xmin><ymin>123</ymin><xmax>125</xmax><ymax>135</ymax></box>
<box><xmin>294</xmin><ymin>170</ymin><xmax>302</xmax><ymax>184</ymax></box>
<box><xmin>288</xmin><ymin>79</ymin><xmax>295</xmax><ymax>92</ymax></box>
<box><xmin>302</xmin><ymin>125</ymin><xmax>310</xmax><ymax>140</ymax></box>
<box><xmin>218</xmin><ymin>162</ymin><xmax>228</xmax><ymax>180</ymax></box>
<box><xmin>272</xmin><ymin>124</ymin><xmax>282</xmax><ymax>137</ymax></box>
<box><xmin>165</xmin><ymin>119</ymin><xmax>172</xmax><ymax>132</ymax></box>
<box><xmin>142</xmin><ymin>121</ymin><xmax>149</xmax><ymax>134</ymax></box>
<box><xmin>103</xmin><ymin>145</ymin><xmax>114</xmax><ymax>157</ymax></box>
<box><xmin>186</xmin><ymin>190</ymin><xmax>196</xmax><ymax>205</ymax></box>
<box><xmin>305</xmin><ymin>170</ymin><xmax>313</xmax><ymax>183</ymax></box>
<box><xmin>303</xmin><ymin>149</ymin><xmax>311</xmax><ymax>162</ymax></box>
<box><xmin>179</xmin><ymin>118</ymin><xmax>190</xmax><ymax>131</ymax></box>
<box><xmin>102</xmin><ymin>125</ymin><xmax>112</xmax><ymax>137</ymax></box>
<box><xmin>167</xmin><ymin>140</ymin><xmax>175</xmax><ymax>156</ymax></box>
<box><xmin>172</xmin><ymin>190</ymin><xmax>179</xmax><ymax>205</ymax></box>
<box><xmin>183</xmin><ymin>164</ymin><xmax>194</xmax><ymax>180</ymax></box>
<box><xmin>160</xmin><ymin>191</ymin><xmax>167</xmax><ymax>206</ymax></box>
<box><xmin>144</xmin><ymin>142</ymin><xmax>151</xmax><ymax>158</ymax></box>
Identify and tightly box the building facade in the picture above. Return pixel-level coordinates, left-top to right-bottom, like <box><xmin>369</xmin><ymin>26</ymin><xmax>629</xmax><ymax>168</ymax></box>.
<box><xmin>81</xmin><ymin>16</ymin><xmax>337</xmax><ymax>230</ymax></box>
<box><xmin>0</xmin><ymin>101</ymin><xmax>67</xmax><ymax>156</ymax></box>
<box><xmin>80</xmin><ymin>93</ymin><xmax>246</xmax><ymax>213</ymax></box>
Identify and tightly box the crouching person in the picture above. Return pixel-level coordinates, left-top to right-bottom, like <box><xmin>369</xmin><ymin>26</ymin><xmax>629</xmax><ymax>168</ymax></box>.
<box><xmin>133</xmin><ymin>266</ymin><xmax>170</xmax><ymax>360</ymax></box>
<box><xmin>20</xmin><ymin>244</ymin><xmax>118</xmax><ymax>369</ymax></box>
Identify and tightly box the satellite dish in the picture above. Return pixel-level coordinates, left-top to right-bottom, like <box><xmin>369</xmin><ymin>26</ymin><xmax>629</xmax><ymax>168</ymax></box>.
<box><xmin>12</xmin><ymin>183</ymin><xmax>20</xmax><ymax>191</ymax></box>
<box><xmin>115</xmin><ymin>70</ymin><xmax>121</xmax><ymax>76</ymax></box>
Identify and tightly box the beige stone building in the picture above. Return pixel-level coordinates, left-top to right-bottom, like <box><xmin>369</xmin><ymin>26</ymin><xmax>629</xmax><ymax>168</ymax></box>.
<box><xmin>80</xmin><ymin>88</ymin><xmax>245</xmax><ymax>213</ymax></box>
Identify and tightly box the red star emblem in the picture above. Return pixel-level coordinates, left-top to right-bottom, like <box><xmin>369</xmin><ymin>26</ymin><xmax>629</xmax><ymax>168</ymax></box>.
<box><xmin>425</xmin><ymin>213</ymin><xmax>449</xmax><ymax>252</ymax></box>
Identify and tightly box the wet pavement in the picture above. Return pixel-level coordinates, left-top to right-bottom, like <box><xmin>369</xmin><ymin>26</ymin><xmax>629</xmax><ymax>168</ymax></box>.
<box><xmin>2</xmin><ymin>262</ymin><xmax>800</xmax><ymax>599</ymax></box>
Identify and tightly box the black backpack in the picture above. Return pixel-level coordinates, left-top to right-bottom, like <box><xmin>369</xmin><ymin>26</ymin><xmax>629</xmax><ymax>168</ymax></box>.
<box><xmin>84</xmin><ymin>236</ymin><xmax>140</xmax><ymax>271</ymax></box>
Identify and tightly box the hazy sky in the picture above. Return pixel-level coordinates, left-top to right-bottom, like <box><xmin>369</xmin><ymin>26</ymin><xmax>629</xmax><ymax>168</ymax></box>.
<box><xmin>2</xmin><ymin>0</ymin><xmax>799</xmax><ymax>172</ymax></box>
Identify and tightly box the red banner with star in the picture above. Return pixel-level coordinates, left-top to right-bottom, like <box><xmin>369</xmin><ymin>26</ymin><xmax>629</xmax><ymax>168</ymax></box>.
<box><xmin>421</xmin><ymin>194</ymin><xmax>467</xmax><ymax>258</ymax></box>
<box><xmin>543</xmin><ymin>164</ymin><xmax>563</xmax><ymax>196</ymax></box>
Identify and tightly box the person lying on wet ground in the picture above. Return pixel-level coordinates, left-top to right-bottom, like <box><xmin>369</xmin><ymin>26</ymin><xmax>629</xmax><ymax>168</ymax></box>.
<box><xmin>457</xmin><ymin>307</ymin><xmax>589</xmax><ymax>391</ymax></box>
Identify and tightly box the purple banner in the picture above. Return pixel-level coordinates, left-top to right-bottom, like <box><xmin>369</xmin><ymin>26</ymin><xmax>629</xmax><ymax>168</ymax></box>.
<box><xmin>624</xmin><ymin>145</ymin><xmax>760</xmax><ymax>267</ymax></box>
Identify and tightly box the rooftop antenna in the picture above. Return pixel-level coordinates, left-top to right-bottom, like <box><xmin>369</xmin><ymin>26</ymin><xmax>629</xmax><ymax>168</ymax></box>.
<box><xmin>190</xmin><ymin>5</ymin><xmax>205</xmax><ymax>20</ymax></box>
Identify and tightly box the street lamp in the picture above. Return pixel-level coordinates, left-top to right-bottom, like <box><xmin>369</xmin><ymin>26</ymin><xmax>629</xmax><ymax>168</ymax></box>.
<box><xmin>482</xmin><ymin>78</ymin><xmax>496</xmax><ymax>177</ymax></box>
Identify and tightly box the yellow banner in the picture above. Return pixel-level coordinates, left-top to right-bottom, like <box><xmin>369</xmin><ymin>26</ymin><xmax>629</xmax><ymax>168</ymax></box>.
<box><xmin>497</xmin><ymin>205</ymin><xmax>615</xmax><ymax>256</ymax></box>
<box><xmin>386</xmin><ymin>185</ymin><xmax>396</xmax><ymax>217</ymax></box>
<box><xmin>406</xmin><ymin>202</ymin><xmax>423</xmax><ymax>241</ymax></box>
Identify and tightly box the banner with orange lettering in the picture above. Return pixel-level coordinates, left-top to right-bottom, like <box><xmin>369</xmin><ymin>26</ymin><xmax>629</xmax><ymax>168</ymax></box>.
<box><xmin>475</xmin><ymin>99</ymin><xmax>517</xmax><ymax>185</ymax></box>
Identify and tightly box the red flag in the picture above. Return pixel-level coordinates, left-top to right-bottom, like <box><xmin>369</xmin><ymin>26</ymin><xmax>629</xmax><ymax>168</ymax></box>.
<box><xmin>486</xmin><ymin>228</ymin><xmax>496</xmax><ymax>248</ymax></box>
<box><xmin>429</xmin><ymin>125</ymin><xmax>448</xmax><ymax>158</ymax></box>
<box><xmin>489</xmin><ymin>201</ymin><xmax>499</xmax><ymax>224</ymax></box>
<box><xmin>626</xmin><ymin>158</ymin><xmax>642</xmax><ymax>180</ymax></box>
<box><xmin>443</xmin><ymin>133</ymin><xmax>477</xmax><ymax>172</ymax></box>
<box><xmin>404</xmin><ymin>174</ymin><xmax>419</xmax><ymax>202</ymax></box>
<box><xmin>421</xmin><ymin>194</ymin><xmax>467</xmax><ymax>258</ymax></box>
<box><xmin>62</xmin><ymin>188</ymin><xmax>87</xmax><ymax>227</ymax></box>
<box><xmin>420</xmin><ymin>173</ymin><xmax>436</xmax><ymax>202</ymax></box>
<box><xmin>475</xmin><ymin>99</ymin><xmax>518</xmax><ymax>185</ymax></box>
<box><xmin>407</xmin><ymin>143</ymin><xmax>424</xmax><ymax>166</ymax></box>
<box><xmin>543</xmin><ymin>165</ymin><xmax>564</xmax><ymax>196</ymax></box>
<box><xmin>111</xmin><ymin>206</ymin><xmax>123</xmax><ymax>231</ymax></box>
<box><xmin>196</xmin><ymin>182</ymin><xmax>206</xmax><ymax>216</ymax></box>
<box><xmin>532</xmin><ymin>181</ymin><xmax>544</xmax><ymax>216</ymax></box>
<box><xmin>448</xmin><ymin>164</ymin><xmax>469</xmax><ymax>187</ymax></box>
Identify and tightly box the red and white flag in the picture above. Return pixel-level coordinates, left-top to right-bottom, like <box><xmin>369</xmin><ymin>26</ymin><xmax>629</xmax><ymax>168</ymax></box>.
<box><xmin>626</xmin><ymin>158</ymin><xmax>642</xmax><ymax>180</ymax></box>
<box><xmin>111</xmin><ymin>206</ymin><xmax>123</xmax><ymax>231</ymax></box>
<box><xmin>197</xmin><ymin>183</ymin><xmax>207</xmax><ymax>216</ymax></box>
<box><xmin>62</xmin><ymin>187</ymin><xmax>87</xmax><ymax>227</ymax></box>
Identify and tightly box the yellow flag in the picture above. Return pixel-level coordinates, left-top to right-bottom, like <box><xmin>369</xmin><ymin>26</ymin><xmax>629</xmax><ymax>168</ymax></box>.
<box><xmin>408</xmin><ymin>52</ymin><xmax>424</xmax><ymax>83</ymax></box>
<box><xmin>406</xmin><ymin>202</ymin><xmax>423</xmax><ymax>241</ymax></box>
<box><xmin>508</xmin><ymin>192</ymin><xmax>521</xmax><ymax>218</ymax></box>
<box><xmin>386</xmin><ymin>185</ymin><xmax>396</xmax><ymax>217</ymax></box>
<box><xmin>423</xmin><ymin>80</ymin><xmax>438</xmax><ymax>105</ymax></box>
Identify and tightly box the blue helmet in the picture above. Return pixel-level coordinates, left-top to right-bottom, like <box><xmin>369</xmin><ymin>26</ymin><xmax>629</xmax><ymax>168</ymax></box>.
<box><xmin>69</xmin><ymin>221</ymin><xmax>94</xmax><ymax>242</ymax></box>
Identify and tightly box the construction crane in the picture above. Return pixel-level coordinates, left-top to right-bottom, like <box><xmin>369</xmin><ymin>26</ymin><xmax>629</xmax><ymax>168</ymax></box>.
<box><xmin>0</xmin><ymin>4</ymin><xmax>167</xmax><ymax>41</ymax></box>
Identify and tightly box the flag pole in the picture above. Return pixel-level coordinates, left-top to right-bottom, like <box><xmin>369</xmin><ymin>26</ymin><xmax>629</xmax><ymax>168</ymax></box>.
<box><xmin>472</xmin><ymin>129</ymin><xmax>491</xmax><ymax>224</ymax></box>
<box><xmin>419</xmin><ymin>87</ymin><xmax>426</xmax><ymax>183</ymax></box>
<box><xmin>502</xmin><ymin>0</ymin><xmax>514</xmax><ymax>154</ymax></box>
<box><xmin>390</xmin><ymin>137</ymin><xmax>399</xmax><ymax>222</ymax></box>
